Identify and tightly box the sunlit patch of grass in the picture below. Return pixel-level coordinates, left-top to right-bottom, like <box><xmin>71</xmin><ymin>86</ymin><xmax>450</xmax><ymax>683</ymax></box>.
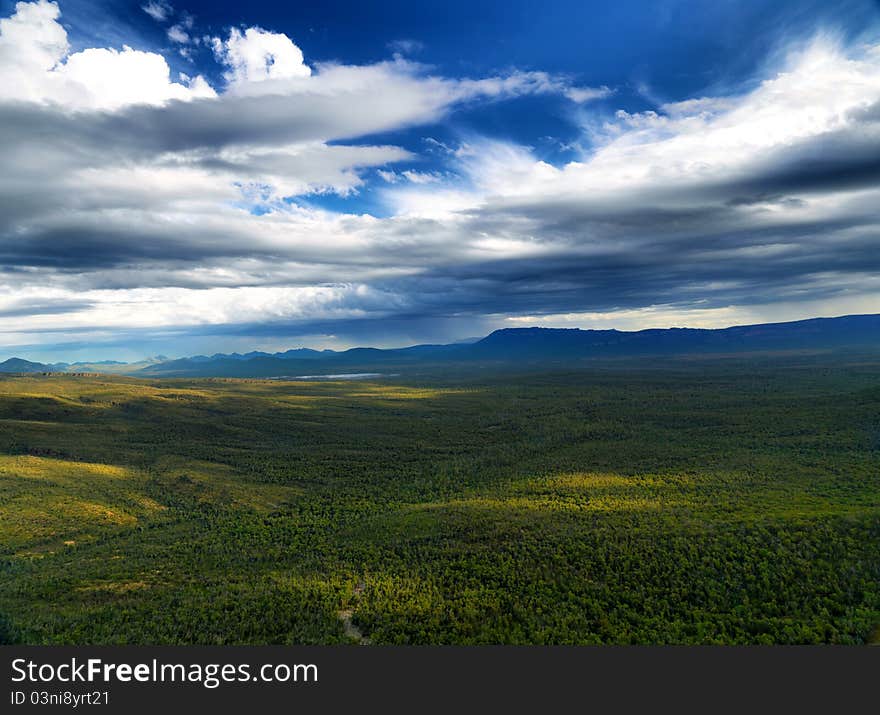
<box><xmin>0</xmin><ymin>419</ymin><xmax>59</xmax><ymax>427</ymax></box>
<box><xmin>0</xmin><ymin>376</ymin><xmax>225</xmax><ymax>414</ymax></box>
<box><xmin>151</xmin><ymin>455</ymin><xmax>303</xmax><ymax>511</ymax></box>
<box><xmin>344</xmin><ymin>385</ymin><xmax>471</xmax><ymax>400</ymax></box>
<box><xmin>60</xmin><ymin>500</ymin><xmax>139</xmax><ymax>525</ymax></box>
<box><xmin>392</xmin><ymin>465</ymin><xmax>880</xmax><ymax>535</ymax></box>
<box><xmin>390</xmin><ymin>471</ymin><xmax>700</xmax><ymax>522</ymax></box>
<box><xmin>533</xmin><ymin>472</ymin><xmax>642</xmax><ymax>489</ymax></box>
<box><xmin>262</xmin><ymin>394</ymin><xmax>325</xmax><ymax>410</ymax></box>
<box><xmin>152</xmin><ymin>389</ymin><xmax>215</xmax><ymax>401</ymax></box>
<box><xmin>76</xmin><ymin>580</ymin><xmax>150</xmax><ymax>595</ymax></box>
<box><xmin>0</xmin><ymin>455</ymin><xmax>130</xmax><ymax>482</ymax></box>
<box><xmin>0</xmin><ymin>454</ymin><xmax>165</xmax><ymax>554</ymax></box>
<box><xmin>410</xmin><ymin>493</ymin><xmax>674</xmax><ymax>516</ymax></box>
<box><xmin>3</xmin><ymin>497</ymin><xmax>149</xmax><ymax>552</ymax></box>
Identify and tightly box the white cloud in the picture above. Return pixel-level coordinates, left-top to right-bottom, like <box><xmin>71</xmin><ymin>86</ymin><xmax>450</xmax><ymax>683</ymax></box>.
<box><xmin>213</xmin><ymin>26</ymin><xmax>311</xmax><ymax>84</ymax></box>
<box><xmin>53</xmin><ymin>46</ymin><xmax>214</xmax><ymax>109</ymax></box>
<box><xmin>0</xmin><ymin>283</ymin><xmax>401</xmax><ymax>333</ymax></box>
<box><xmin>219</xmin><ymin>142</ymin><xmax>414</xmax><ymax>198</ymax></box>
<box><xmin>0</xmin><ymin>1</ymin><xmax>214</xmax><ymax>109</ymax></box>
<box><xmin>453</xmin><ymin>70</ymin><xmax>609</xmax><ymax>106</ymax></box>
<box><xmin>167</xmin><ymin>24</ymin><xmax>189</xmax><ymax>44</ymax></box>
<box><xmin>377</xmin><ymin>169</ymin><xmax>400</xmax><ymax>184</ymax></box>
<box><xmin>564</xmin><ymin>85</ymin><xmax>612</xmax><ymax>103</ymax></box>
<box><xmin>577</xmin><ymin>35</ymin><xmax>880</xmax><ymax>190</ymax></box>
<box><xmin>376</xmin><ymin>169</ymin><xmax>443</xmax><ymax>185</ymax></box>
<box><xmin>391</xmin><ymin>34</ymin><xmax>880</xmax><ymax>210</ymax></box>
<box><xmin>0</xmin><ymin>0</ymin><xmax>67</xmax><ymax>79</ymax></box>
<box><xmin>141</xmin><ymin>0</ymin><xmax>172</xmax><ymax>23</ymax></box>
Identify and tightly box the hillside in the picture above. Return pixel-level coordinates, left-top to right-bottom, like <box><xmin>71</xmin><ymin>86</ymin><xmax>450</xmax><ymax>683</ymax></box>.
<box><xmin>0</xmin><ymin>357</ymin><xmax>62</xmax><ymax>373</ymax></box>
<box><xmin>467</xmin><ymin>314</ymin><xmax>880</xmax><ymax>358</ymax></box>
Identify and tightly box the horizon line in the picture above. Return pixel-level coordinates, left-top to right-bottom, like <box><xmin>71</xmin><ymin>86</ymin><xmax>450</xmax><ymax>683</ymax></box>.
<box><xmin>1</xmin><ymin>311</ymin><xmax>877</xmax><ymax>366</ymax></box>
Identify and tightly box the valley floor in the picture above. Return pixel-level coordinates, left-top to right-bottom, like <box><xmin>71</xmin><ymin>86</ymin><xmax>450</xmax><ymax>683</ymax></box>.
<box><xmin>1</xmin><ymin>355</ymin><xmax>879</xmax><ymax>644</ymax></box>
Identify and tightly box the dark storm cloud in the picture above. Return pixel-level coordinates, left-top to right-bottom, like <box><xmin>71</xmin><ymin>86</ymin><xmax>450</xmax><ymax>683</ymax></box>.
<box><xmin>378</xmin><ymin>233</ymin><xmax>873</xmax><ymax>318</ymax></box>
<box><xmin>724</xmin><ymin>118</ymin><xmax>880</xmax><ymax>197</ymax></box>
<box><xmin>0</xmin><ymin>228</ymin><xmax>219</xmax><ymax>269</ymax></box>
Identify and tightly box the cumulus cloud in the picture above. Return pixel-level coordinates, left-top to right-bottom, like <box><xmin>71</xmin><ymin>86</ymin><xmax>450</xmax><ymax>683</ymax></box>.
<box><xmin>0</xmin><ymin>0</ymin><xmax>68</xmax><ymax>81</ymax></box>
<box><xmin>1</xmin><ymin>0</ymin><xmax>879</xmax><ymax>356</ymax></box>
<box><xmin>213</xmin><ymin>26</ymin><xmax>311</xmax><ymax>84</ymax></box>
<box><xmin>0</xmin><ymin>1</ymin><xmax>213</xmax><ymax>109</ymax></box>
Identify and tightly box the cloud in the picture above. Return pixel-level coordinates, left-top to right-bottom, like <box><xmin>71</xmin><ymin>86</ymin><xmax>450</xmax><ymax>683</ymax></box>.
<box><xmin>141</xmin><ymin>0</ymin><xmax>172</xmax><ymax>23</ymax></box>
<box><xmin>375</xmin><ymin>35</ymin><xmax>880</xmax><ymax>321</ymax></box>
<box><xmin>1</xmin><ymin>1</ymin><xmax>879</xmax><ymax>356</ymax></box>
<box><xmin>0</xmin><ymin>0</ymin><xmax>68</xmax><ymax>74</ymax></box>
<box><xmin>377</xmin><ymin>169</ymin><xmax>443</xmax><ymax>185</ymax></box>
<box><xmin>0</xmin><ymin>0</ymin><xmax>213</xmax><ymax>109</ymax></box>
<box><xmin>212</xmin><ymin>26</ymin><xmax>311</xmax><ymax>84</ymax></box>
<box><xmin>564</xmin><ymin>85</ymin><xmax>613</xmax><ymax>103</ymax></box>
<box><xmin>452</xmin><ymin>70</ymin><xmax>610</xmax><ymax>106</ymax></box>
<box><xmin>167</xmin><ymin>24</ymin><xmax>189</xmax><ymax>44</ymax></box>
<box><xmin>387</xmin><ymin>39</ymin><xmax>424</xmax><ymax>56</ymax></box>
<box><xmin>0</xmin><ymin>283</ymin><xmax>405</xmax><ymax>334</ymax></box>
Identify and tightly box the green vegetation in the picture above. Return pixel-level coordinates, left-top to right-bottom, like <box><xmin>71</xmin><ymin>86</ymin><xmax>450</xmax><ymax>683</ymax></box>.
<box><xmin>1</xmin><ymin>354</ymin><xmax>879</xmax><ymax>644</ymax></box>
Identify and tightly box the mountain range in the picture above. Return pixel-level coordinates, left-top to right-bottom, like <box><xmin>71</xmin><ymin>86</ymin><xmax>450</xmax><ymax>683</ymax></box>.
<box><xmin>2</xmin><ymin>314</ymin><xmax>879</xmax><ymax>378</ymax></box>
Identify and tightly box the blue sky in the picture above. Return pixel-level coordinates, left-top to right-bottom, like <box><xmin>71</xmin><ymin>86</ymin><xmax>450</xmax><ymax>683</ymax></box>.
<box><xmin>1</xmin><ymin>0</ymin><xmax>879</xmax><ymax>361</ymax></box>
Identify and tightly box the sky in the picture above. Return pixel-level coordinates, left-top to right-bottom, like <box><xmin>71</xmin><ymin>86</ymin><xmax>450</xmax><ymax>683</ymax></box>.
<box><xmin>1</xmin><ymin>0</ymin><xmax>880</xmax><ymax>361</ymax></box>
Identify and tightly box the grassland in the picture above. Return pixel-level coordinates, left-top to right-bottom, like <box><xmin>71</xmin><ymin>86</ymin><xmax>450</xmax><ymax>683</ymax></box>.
<box><xmin>1</xmin><ymin>354</ymin><xmax>879</xmax><ymax>644</ymax></box>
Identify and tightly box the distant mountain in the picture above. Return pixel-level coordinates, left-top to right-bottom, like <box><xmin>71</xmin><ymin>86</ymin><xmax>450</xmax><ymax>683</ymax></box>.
<box><xmin>0</xmin><ymin>356</ymin><xmax>165</xmax><ymax>374</ymax></box>
<box><xmin>69</xmin><ymin>360</ymin><xmax>127</xmax><ymax>366</ymax></box>
<box><xmin>0</xmin><ymin>357</ymin><xmax>54</xmax><ymax>373</ymax></box>
<box><xmin>137</xmin><ymin>343</ymin><xmax>457</xmax><ymax>378</ymax></box>
<box><xmin>187</xmin><ymin>348</ymin><xmax>325</xmax><ymax>362</ymax></box>
<box><xmin>137</xmin><ymin>314</ymin><xmax>880</xmax><ymax>378</ymax></box>
<box><xmin>3</xmin><ymin>314</ymin><xmax>879</xmax><ymax>378</ymax></box>
<box><xmin>466</xmin><ymin>314</ymin><xmax>880</xmax><ymax>359</ymax></box>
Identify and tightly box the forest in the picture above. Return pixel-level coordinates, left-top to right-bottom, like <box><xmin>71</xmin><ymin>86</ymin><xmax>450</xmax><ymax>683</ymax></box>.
<box><xmin>0</xmin><ymin>352</ymin><xmax>879</xmax><ymax>644</ymax></box>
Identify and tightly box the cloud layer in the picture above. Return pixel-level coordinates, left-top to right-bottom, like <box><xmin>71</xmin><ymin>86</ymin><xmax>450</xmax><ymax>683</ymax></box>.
<box><xmin>1</xmin><ymin>1</ymin><xmax>879</xmax><ymax>357</ymax></box>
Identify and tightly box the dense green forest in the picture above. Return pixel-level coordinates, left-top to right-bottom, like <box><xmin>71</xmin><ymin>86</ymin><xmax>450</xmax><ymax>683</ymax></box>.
<box><xmin>1</xmin><ymin>353</ymin><xmax>879</xmax><ymax>644</ymax></box>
